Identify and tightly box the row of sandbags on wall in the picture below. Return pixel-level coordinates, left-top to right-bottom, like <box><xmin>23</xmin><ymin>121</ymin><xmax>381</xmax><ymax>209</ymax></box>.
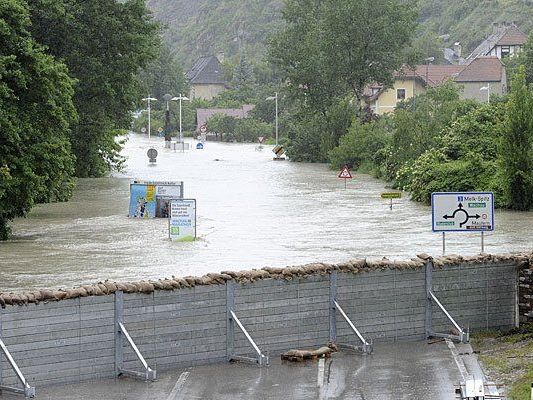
<box><xmin>0</xmin><ymin>252</ymin><xmax>531</xmax><ymax>308</ymax></box>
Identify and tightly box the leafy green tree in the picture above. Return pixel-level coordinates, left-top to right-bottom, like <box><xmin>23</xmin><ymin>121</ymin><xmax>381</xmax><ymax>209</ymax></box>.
<box><xmin>521</xmin><ymin>33</ymin><xmax>533</xmax><ymax>85</ymax></box>
<box><xmin>234</xmin><ymin>118</ymin><xmax>272</xmax><ymax>142</ymax></box>
<box><xmin>328</xmin><ymin>118</ymin><xmax>391</xmax><ymax>171</ymax></box>
<box><xmin>0</xmin><ymin>0</ymin><xmax>76</xmax><ymax>239</ymax></box>
<box><xmin>270</xmin><ymin>0</ymin><xmax>418</xmax><ymax>111</ymax></box>
<box><xmin>500</xmin><ymin>66</ymin><xmax>533</xmax><ymax>210</ymax></box>
<box><xmin>385</xmin><ymin>82</ymin><xmax>478</xmax><ymax>181</ymax></box>
<box><xmin>207</xmin><ymin>114</ymin><xmax>237</xmax><ymax>135</ymax></box>
<box><xmin>233</xmin><ymin>54</ymin><xmax>255</xmax><ymax>88</ymax></box>
<box><xmin>138</xmin><ymin>43</ymin><xmax>189</xmax><ymax>109</ymax></box>
<box><xmin>27</xmin><ymin>0</ymin><xmax>160</xmax><ymax>177</ymax></box>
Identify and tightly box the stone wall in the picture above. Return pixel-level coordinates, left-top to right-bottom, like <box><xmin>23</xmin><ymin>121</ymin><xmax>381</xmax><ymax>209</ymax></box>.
<box><xmin>0</xmin><ymin>253</ymin><xmax>530</xmax><ymax>390</ymax></box>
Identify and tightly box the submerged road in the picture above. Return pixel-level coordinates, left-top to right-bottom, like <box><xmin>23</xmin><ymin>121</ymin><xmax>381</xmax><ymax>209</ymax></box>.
<box><xmin>1</xmin><ymin>133</ymin><xmax>532</xmax><ymax>291</ymax></box>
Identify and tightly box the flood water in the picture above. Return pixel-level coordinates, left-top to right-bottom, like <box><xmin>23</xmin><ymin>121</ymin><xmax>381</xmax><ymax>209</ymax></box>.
<box><xmin>1</xmin><ymin>134</ymin><xmax>531</xmax><ymax>291</ymax></box>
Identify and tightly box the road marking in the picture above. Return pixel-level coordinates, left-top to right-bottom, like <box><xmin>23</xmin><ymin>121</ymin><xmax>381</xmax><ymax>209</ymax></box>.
<box><xmin>317</xmin><ymin>358</ymin><xmax>325</xmax><ymax>387</ymax></box>
<box><xmin>166</xmin><ymin>370</ymin><xmax>191</xmax><ymax>400</ymax></box>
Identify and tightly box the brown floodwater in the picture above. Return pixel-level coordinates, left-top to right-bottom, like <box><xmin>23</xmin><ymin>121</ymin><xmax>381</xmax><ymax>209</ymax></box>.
<box><xmin>0</xmin><ymin>134</ymin><xmax>531</xmax><ymax>291</ymax></box>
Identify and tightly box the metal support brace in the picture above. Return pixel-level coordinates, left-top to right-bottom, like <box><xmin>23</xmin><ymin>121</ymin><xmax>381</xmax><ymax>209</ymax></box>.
<box><xmin>0</xmin><ymin>313</ymin><xmax>35</xmax><ymax>398</ymax></box>
<box><xmin>333</xmin><ymin>301</ymin><xmax>373</xmax><ymax>354</ymax></box>
<box><xmin>330</xmin><ymin>271</ymin><xmax>373</xmax><ymax>354</ymax></box>
<box><xmin>329</xmin><ymin>271</ymin><xmax>337</xmax><ymax>343</ymax></box>
<box><xmin>425</xmin><ymin>259</ymin><xmax>469</xmax><ymax>343</ymax></box>
<box><xmin>114</xmin><ymin>291</ymin><xmax>156</xmax><ymax>381</ymax></box>
<box><xmin>424</xmin><ymin>261</ymin><xmax>433</xmax><ymax>339</ymax></box>
<box><xmin>428</xmin><ymin>291</ymin><xmax>469</xmax><ymax>343</ymax></box>
<box><xmin>226</xmin><ymin>281</ymin><xmax>268</xmax><ymax>366</ymax></box>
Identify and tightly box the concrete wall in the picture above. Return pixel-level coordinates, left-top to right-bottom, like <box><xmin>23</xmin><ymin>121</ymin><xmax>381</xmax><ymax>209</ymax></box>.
<box><xmin>0</xmin><ymin>260</ymin><xmax>521</xmax><ymax>390</ymax></box>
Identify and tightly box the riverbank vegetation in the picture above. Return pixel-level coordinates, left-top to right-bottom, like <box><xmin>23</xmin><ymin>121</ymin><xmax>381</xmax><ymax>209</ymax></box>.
<box><xmin>0</xmin><ymin>0</ymin><xmax>159</xmax><ymax>238</ymax></box>
<box><xmin>326</xmin><ymin>66</ymin><xmax>533</xmax><ymax>210</ymax></box>
<box><xmin>472</xmin><ymin>324</ymin><xmax>533</xmax><ymax>399</ymax></box>
<box><xmin>269</xmin><ymin>0</ymin><xmax>533</xmax><ymax>211</ymax></box>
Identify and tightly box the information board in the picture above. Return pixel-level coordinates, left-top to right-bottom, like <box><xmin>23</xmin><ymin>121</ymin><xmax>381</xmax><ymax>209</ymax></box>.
<box><xmin>432</xmin><ymin>192</ymin><xmax>494</xmax><ymax>232</ymax></box>
<box><xmin>129</xmin><ymin>180</ymin><xmax>183</xmax><ymax>218</ymax></box>
<box><xmin>169</xmin><ymin>199</ymin><xmax>196</xmax><ymax>241</ymax></box>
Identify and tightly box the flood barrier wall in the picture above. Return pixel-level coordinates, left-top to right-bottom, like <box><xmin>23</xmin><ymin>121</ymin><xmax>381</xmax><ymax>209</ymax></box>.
<box><xmin>0</xmin><ymin>253</ymin><xmax>530</xmax><ymax>390</ymax></box>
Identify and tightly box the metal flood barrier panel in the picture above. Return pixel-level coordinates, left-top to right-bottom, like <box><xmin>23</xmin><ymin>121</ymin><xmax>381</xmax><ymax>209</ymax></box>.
<box><xmin>0</xmin><ymin>259</ymin><xmax>519</xmax><ymax>393</ymax></box>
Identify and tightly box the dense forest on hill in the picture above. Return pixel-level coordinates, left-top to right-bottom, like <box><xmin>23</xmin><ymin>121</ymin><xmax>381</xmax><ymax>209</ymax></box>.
<box><xmin>147</xmin><ymin>0</ymin><xmax>533</xmax><ymax>66</ymax></box>
<box><xmin>146</xmin><ymin>0</ymin><xmax>283</xmax><ymax>67</ymax></box>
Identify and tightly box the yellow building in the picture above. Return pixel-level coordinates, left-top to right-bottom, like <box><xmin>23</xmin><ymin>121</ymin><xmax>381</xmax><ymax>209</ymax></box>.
<box><xmin>363</xmin><ymin>65</ymin><xmax>464</xmax><ymax>115</ymax></box>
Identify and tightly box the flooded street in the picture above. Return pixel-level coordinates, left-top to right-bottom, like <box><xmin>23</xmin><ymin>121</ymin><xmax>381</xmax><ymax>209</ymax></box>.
<box><xmin>1</xmin><ymin>134</ymin><xmax>531</xmax><ymax>291</ymax></box>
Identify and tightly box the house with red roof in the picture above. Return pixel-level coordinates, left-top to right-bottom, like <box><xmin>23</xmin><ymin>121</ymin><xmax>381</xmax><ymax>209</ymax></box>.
<box><xmin>363</xmin><ymin>64</ymin><xmax>465</xmax><ymax>115</ymax></box>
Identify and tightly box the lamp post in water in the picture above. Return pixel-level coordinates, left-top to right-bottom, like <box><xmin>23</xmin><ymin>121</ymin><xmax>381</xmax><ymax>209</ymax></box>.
<box><xmin>266</xmin><ymin>92</ymin><xmax>279</xmax><ymax>146</ymax></box>
<box><xmin>172</xmin><ymin>94</ymin><xmax>189</xmax><ymax>144</ymax></box>
<box><xmin>141</xmin><ymin>96</ymin><xmax>157</xmax><ymax>139</ymax></box>
<box><xmin>163</xmin><ymin>94</ymin><xmax>172</xmax><ymax>146</ymax></box>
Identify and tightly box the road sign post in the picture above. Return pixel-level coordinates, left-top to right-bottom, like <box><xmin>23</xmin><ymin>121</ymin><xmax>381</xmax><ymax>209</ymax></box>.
<box><xmin>431</xmin><ymin>192</ymin><xmax>494</xmax><ymax>254</ymax></box>
<box><xmin>272</xmin><ymin>145</ymin><xmax>285</xmax><ymax>160</ymax></box>
<box><xmin>338</xmin><ymin>165</ymin><xmax>352</xmax><ymax>189</ymax></box>
<box><xmin>381</xmin><ymin>192</ymin><xmax>401</xmax><ymax>210</ymax></box>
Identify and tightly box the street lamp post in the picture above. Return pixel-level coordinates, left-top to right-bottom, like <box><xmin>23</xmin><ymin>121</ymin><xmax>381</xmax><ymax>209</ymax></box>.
<box><xmin>141</xmin><ymin>97</ymin><xmax>157</xmax><ymax>139</ymax></box>
<box><xmin>480</xmin><ymin>83</ymin><xmax>490</xmax><ymax>103</ymax></box>
<box><xmin>171</xmin><ymin>94</ymin><xmax>189</xmax><ymax>144</ymax></box>
<box><xmin>424</xmin><ymin>57</ymin><xmax>435</xmax><ymax>87</ymax></box>
<box><xmin>266</xmin><ymin>92</ymin><xmax>279</xmax><ymax>146</ymax></box>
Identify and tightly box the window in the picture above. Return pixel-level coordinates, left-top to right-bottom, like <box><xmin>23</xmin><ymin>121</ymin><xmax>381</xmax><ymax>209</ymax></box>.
<box><xmin>501</xmin><ymin>46</ymin><xmax>510</xmax><ymax>58</ymax></box>
<box><xmin>396</xmin><ymin>89</ymin><xmax>406</xmax><ymax>100</ymax></box>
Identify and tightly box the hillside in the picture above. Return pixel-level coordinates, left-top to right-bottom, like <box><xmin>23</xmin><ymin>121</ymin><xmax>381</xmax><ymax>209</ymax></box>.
<box><xmin>146</xmin><ymin>0</ymin><xmax>283</xmax><ymax>67</ymax></box>
<box><xmin>146</xmin><ymin>0</ymin><xmax>533</xmax><ymax>67</ymax></box>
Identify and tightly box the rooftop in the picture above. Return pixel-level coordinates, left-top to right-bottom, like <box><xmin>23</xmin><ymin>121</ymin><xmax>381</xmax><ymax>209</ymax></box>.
<box><xmin>187</xmin><ymin>55</ymin><xmax>226</xmax><ymax>85</ymax></box>
<box><xmin>455</xmin><ymin>56</ymin><xmax>505</xmax><ymax>82</ymax></box>
<box><xmin>467</xmin><ymin>23</ymin><xmax>527</xmax><ymax>62</ymax></box>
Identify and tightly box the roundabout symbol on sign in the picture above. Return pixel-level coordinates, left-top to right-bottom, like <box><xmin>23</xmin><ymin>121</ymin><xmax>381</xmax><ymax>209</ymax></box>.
<box><xmin>442</xmin><ymin>202</ymin><xmax>480</xmax><ymax>227</ymax></box>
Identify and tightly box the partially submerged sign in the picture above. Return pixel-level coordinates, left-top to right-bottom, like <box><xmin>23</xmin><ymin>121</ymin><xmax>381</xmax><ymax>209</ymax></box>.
<box><xmin>169</xmin><ymin>199</ymin><xmax>196</xmax><ymax>241</ymax></box>
<box><xmin>273</xmin><ymin>145</ymin><xmax>285</xmax><ymax>157</ymax></box>
<box><xmin>129</xmin><ymin>180</ymin><xmax>183</xmax><ymax>218</ymax></box>
<box><xmin>147</xmin><ymin>148</ymin><xmax>158</xmax><ymax>163</ymax></box>
<box><xmin>432</xmin><ymin>192</ymin><xmax>494</xmax><ymax>232</ymax></box>
<box><xmin>381</xmin><ymin>192</ymin><xmax>401</xmax><ymax>199</ymax></box>
<box><xmin>338</xmin><ymin>165</ymin><xmax>352</xmax><ymax>179</ymax></box>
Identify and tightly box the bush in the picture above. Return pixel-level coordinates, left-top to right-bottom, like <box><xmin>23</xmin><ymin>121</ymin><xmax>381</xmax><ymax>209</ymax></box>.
<box><xmin>328</xmin><ymin>118</ymin><xmax>390</xmax><ymax>170</ymax></box>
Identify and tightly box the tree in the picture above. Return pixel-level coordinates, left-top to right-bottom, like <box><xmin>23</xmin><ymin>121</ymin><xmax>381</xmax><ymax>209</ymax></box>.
<box><xmin>0</xmin><ymin>0</ymin><xmax>77</xmax><ymax>239</ymax></box>
<box><xmin>500</xmin><ymin>66</ymin><xmax>533</xmax><ymax>210</ymax></box>
<box><xmin>521</xmin><ymin>33</ymin><xmax>533</xmax><ymax>85</ymax></box>
<box><xmin>138</xmin><ymin>43</ymin><xmax>188</xmax><ymax>108</ymax></box>
<box><xmin>27</xmin><ymin>0</ymin><xmax>160</xmax><ymax>177</ymax></box>
<box><xmin>270</xmin><ymin>0</ymin><xmax>418</xmax><ymax>112</ymax></box>
<box><xmin>233</xmin><ymin>54</ymin><xmax>255</xmax><ymax>88</ymax></box>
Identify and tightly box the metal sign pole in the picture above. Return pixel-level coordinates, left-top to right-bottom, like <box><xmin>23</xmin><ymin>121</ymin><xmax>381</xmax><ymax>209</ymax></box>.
<box><xmin>481</xmin><ymin>231</ymin><xmax>484</xmax><ymax>254</ymax></box>
<box><xmin>390</xmin><ymin>198</ymin><xmax>393</xmax><ymax>210</ymax></box>
<box><xmin>442</xmin><ymin>232</ymin><xmax>446</xmax><ymax>255</ymax></box>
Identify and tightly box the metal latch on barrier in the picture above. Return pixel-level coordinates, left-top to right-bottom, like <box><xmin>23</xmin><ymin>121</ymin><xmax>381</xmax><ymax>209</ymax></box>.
<box><xmin>0</xmin><ymin>338</ymin><xmax>35</xmax><ymax>398</ymax></box>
